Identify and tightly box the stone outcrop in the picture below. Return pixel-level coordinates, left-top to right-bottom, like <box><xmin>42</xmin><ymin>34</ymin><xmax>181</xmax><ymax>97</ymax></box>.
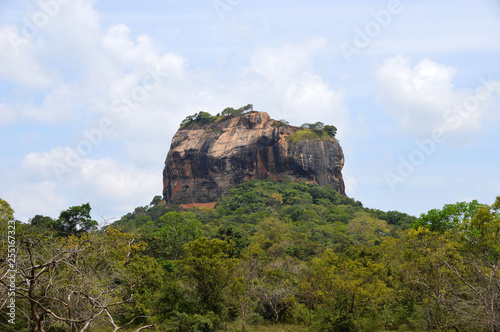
<box><xmin>163</xmin><ymin>111</ymin><xmax>345</xmax><ymax>205</ymax></box>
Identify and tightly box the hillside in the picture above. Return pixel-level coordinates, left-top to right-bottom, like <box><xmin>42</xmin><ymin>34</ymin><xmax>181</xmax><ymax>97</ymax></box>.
<box><xmin>3</xmin><ymin>183</ymin><xmax>499</xmax><ymax>331</ymax></box>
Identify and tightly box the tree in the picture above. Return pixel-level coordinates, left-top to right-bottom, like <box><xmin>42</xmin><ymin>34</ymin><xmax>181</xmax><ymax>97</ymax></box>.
<box><xmin>0</xmin><ymin>198</ymin><xmax>15</xmax><ymax>249</ymax></box>
<box><xmin>313</xmin><ymin>122</ymin><xmax>324</xmax><ymax>130</ymax></box>
<box><xmin>180</xmin><ymin>114</ymin><xmax>195</xmax><ymax>127</ymax></box>
<box><xmin>393</xmin><ymin>228</ymin><xmax>459</xmax><ymax>330</ymax></box>
<box><xmin>195</xmin><ymin>111</ymin><xmax>213</xmax><ymax>123</ymax></box>
<box><xmin>268</xmin><ymin>193</ymin><xmax>283</xmax><ymax>207</ymax></box>
<box><xmin>303</xmin><ymin>249</ymin><xmax>393</xmax><ymax>331</ymax></box>
<box><xmin>153</xmin><ymin>211</ymin><xmax>203</xmax><ymax>260</ymax></box>
<box><xmin>180</xmin><ymin>111</ymin><xmax>216</xmax><ymax>127</ymax></box>
<box><xmin>180</xmin><ymin>237</ymin><xmax>239</xmax><ymax>314</ymax></box>
<box><xmin>56</xmin><ymin>203</ymin><xmax>97</xmax><ymax>236</ymax></box>
<box><xmin>299</xmin><ymin>123</ymin><xmax>337</xmax><ymax>137</ymax></box>
<box><xmin>399</xmin><ymin>197</ymin><xmax>500</xmax><ymax>331</ymax></box>
<box><xmin>214</xmin><ymin>226</ymin><xmax>247</xmax><ymax>258</ymax></box>
<box><xmin>0</xmin><ymin>228</ymin><xmax>156</xmax><ymax>332</ymax></box>
<box><xmin>447</xmin><ymin>197</ymin><xmax>500</xmax><ymax>331</ymax></box>
<box><xmin>221</xmin><ymin>107</ymin><xmax>237</xmax><ymax>116</ymax></box>
<box><xmin>149</xmin><ymin>195</ymin><xmax>163</xmax><ymax>206</ymax></box>
<box><xmin>0</xmin><ymin>198</ymin><xmax>14</xmax><ymax>223</ymax></box>
<box><xmin>323</xmin><ymin>125</ymin><xmax>337</xmax><ymax>137</ymax></box>
<box><xmin>247</xmin><ymin>218</ymin><xmax>291</xmax><ymax>262</ymax></box>
<box><xmin>229</xmin><ymin>275</ymin><xmax>258</xmax><ymax>332</ymax></box>
<box><xmin>413</xmin><ymin>200</ymin><xmax>480</xmax><ymax>232</ymax></box>
<box><xmin>221</xmin><ymin>104</ymin><xmax>253</xmax><ymax>117</ymax></box>
<box><xmin>257</xmin><ymin>266</ymin><xmax>297</xmax><ymax>324</ymax></box>
<box><xmin>29</xmin><ymin>215</ymin><xmax>58</xmax><ymax>230</ymax></box>
<box><xmin>346</xmin><ymin>211</ymin><xmax>391</xmax><ymax>245</ymax></box>
<box><xmin>240</xmin><ymin>104</ymin><xmax>254</xmax><ymax>113</ymax></box>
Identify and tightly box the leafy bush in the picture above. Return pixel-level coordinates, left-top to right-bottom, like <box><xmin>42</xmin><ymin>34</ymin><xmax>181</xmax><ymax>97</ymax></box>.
<box><xmin>164</xmin><ymin>311</ymin><xmax>220</xmax><ymax>332</ymax></box>
<box><xmin>180</xmin><ymin>111</ymin><xmax>223</xmax><ymax>128</ymax></box>
<box><xmin>298</xmin><ymin>121</ymin><xmax>337</xmax><ymax>139</ymax></box>
<box><xmin>221</xmin><ymin>104</ymin><xmax>253</xmax><ymax>116</ymax></box>
<box><xmin>287</xmin><ymin>129</ymin><xmax>326</xmax><ymax>143</ymax></box>
<box><xmin>180</xmin><ymin>105</ymin><xmax>254</xmax><ymax>128</ymax></box>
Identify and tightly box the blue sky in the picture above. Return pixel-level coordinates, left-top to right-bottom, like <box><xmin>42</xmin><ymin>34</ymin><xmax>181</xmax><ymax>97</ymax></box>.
<box><xmin>1</xmin><ymin>0</ymin><xmax>499</xmax><ymax>223</ymax></box>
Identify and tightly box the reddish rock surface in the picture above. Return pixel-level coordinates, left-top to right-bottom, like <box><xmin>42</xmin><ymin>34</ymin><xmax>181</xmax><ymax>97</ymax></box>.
<box><xmin>179</xmin><ymin>202</ymin><xmax>217</xmax><ymax>210</ymax></box>
<box><xmin>163</xmin><ymin>111</ymin><xmax>345</xmax><ymax>205</ymax></box>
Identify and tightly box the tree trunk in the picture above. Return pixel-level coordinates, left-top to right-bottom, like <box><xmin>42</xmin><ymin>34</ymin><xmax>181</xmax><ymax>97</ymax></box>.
<box><xmin>308</xmin><ymin>306</ymin><xmax>312</xmax><ymax>325</ymax></box>
<box><xmin>29</xmin><ymin>271</ymin><xmax>45</xmax><ymax>332</ymax></box>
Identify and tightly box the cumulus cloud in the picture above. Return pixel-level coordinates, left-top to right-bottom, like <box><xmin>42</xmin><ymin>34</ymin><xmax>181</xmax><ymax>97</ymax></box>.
<box><xmin>283</xmin><ymin>73</ymin><xmax>348</xmax><ymax>132</ymax></box>
<box><xmin>0</xmin><ymin>103</ymin><xmax>16</xmax><ymax>124</ymax></box>
<box><xmin>374</xmin><ymin>56</ymin><xmax>499</xmax><ymax>140</ymax></box>
<box><xmin>0</xmin><ymin>25</ymin><xmax>53</xmax><ymax>88</ymax></box>
<box><xmin>248</xmin><ymin>37</ymin><xmax>327</xmax><ymax>86</ymax></box>
<box><xmin>8</xmin><ymin>181</ymin><xmax>68</xmax><ymax>222</ymax></box>
<box><xmin>18</xmin><ymin>148</ymin><xmax>160</xmax><ymax>221</ymax></box>
<box><xmin>241</xmin><ymin>37</ymin><xmax>349</xmax><ymax>136</ymax></box>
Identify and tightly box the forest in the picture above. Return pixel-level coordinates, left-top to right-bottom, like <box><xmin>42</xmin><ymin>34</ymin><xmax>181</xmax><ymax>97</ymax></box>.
<box><xmin>1</xmin><ymin>180</ymin><xmax>499</xmax><ymax>332</ymax></box>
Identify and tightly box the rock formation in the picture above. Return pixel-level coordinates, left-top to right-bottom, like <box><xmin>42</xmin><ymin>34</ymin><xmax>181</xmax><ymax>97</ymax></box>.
<box><xmin>163</xmin><ymin>111</ymin><xmax>345</xmax><ymax>205</ymax></box>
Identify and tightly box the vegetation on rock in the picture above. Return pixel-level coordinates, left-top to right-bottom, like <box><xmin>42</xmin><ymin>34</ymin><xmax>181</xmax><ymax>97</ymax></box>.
<box><xmin>286</xmin><ymin>122</ymin><xmax>337</xmax><ymax>143</ymax></box>
<box><xmin>180</xmin><ymin>104</ymin><xmax>254</xmax><ymax>128</ymax></box>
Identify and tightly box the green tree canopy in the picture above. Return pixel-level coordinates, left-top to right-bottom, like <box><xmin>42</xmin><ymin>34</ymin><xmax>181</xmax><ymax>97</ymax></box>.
<box><xmin>150</xmin><ymin>195</ymin><xmax>163</xmax><ymax>206</ymax></box>
<box><xmin>180</xmin><ymin>237</ymin><xmax>239</xmax><ymax>314</ymax></box>
<box><xmin>412</xmin><ymin>200</ymin><xmax>480</xmax><ymax>232</ymax></box>
<box><xmin>221</xmin><ymin>104</ymin><xmax>253</xmax><ymax>117</ymax></box>
<box><xmin>56</xmin><ymin>203</ymin><xmax>97</xmax><ymax>236</ymax></box>
<box><xmin>0</xmin><ymin>198</ymin><xmax>14</xmax><ymax>223</ymax></box>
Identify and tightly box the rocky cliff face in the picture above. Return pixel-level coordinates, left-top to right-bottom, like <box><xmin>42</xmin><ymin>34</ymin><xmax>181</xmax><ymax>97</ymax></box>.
<box><xmin>163</xmin><ymin>112</ymin><xmax>345</xmax><ymax>205</ymax></box>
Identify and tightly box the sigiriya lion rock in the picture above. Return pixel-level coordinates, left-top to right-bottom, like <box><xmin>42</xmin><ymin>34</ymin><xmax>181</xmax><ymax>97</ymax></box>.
<box><xmin>163</xmin><ymin>109</ymin><xmax>345</xmax><ymax>206</ymax></box>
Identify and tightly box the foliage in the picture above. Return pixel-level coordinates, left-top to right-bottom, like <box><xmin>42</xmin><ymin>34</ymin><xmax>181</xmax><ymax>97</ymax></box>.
<box><xmin>0</xmin><ymin>226</ymin><xmax>155</xmax><ymax>332</ymax></box>
<box><xmin>299</xmin><ymin>122</ymin><xmax>337</xmax><ymax>138</ymax></box>
<box><xmin>287</xmin><ymin>129</ymin><xmax>327</xmax><ymax>143</ymax></box>
<box><xmin>29</xmin><ymin>214</ymin><xmax>58</xmax><ymax>230</ymax></box>
<box><xmin>150</xmin><ymin>195</ymin><xmax>163</xmax><ymax>206</ymax></box>
<box><xmin>112</xmin><ymin>199</ymin><xmax>173</xmax><ymax>232</ymax></box>
<box><xmin>56</xmin><ymin>202</ymin><xmax>98</xmax><ymax>236</ymax></box>
<box><xmin>0</xmin><ymin>198</ymin><xmax>14</xmax><ymax>223</ymax></box>
<box><xmin>1</xmin><ymin>190</ymin><xmax>497</xmax><ymax>331</ymax></box>
<box><xmin>152</xmin><ymin>211</ymin><xmax>204</xmax><ymax>261</ymax></box>
<box><xmin>272</xmin><ymin>119</ymin><xmax>290</xmax><ymax>126</ymax></box>
<box><xmin>0</xmin><ymin>198</ymin><xmax>15</xmax><ymax>246</ymax></box>
<box><xmin>180</xmin><ymin>237</ymin><xmax>239</xmax><ymax>314</ymax></box>
<box><xmin>221</xmin><ymin>104</ymin><xmax>254</xmax><ymax>117</ymax></box>
<box><xmin>180</xmin><ymin>104</ymin><xmax>253</xmax><ymax>128</ymax></box>
<box><xmin>412</xmin><ymin>200</ymin><xmax>480</xmax><ymax>232</ymax></box>
<box><xmin>180</xmin><ymin>111</ymin><xmax>219</xmax><ymax>128</ymax></box>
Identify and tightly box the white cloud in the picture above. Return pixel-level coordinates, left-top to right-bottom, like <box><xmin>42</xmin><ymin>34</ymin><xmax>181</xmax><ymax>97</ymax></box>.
<box><xmin>283</xmin><ymin>73</ymin><xmax>348</xmax><ymax>134</ymax></box>
<box><xmin>240</xmin><ymin>37</ymin><xmax>349</xmax><ymax>136</ymax></box>
<box><xmin>342</xmin><ymin>169</ymin><xmax>358</xmax><ymax>197</ymax></box>
<box><xmin>374</xmin><ymin>56</ymin><xmax>499</xmax><ymax>140</ymax></box>
<box><xmin>19</xmin><ymin>148</ymin><xmax>160</xmax><ymax>221</ymax></box>
<box><xmin>0</xmin><ymin>25</ymin><xmax>53</xmax><ymax>88</ymax></box>
<box><xmin>7</xmin><ymin>181</ymin><xmax>68</xmax><ymax>222</ymax></box>
<box><xmin>76</xmin><ymin>158</ymin><xmax>159</xmax><ymax>210</ymax></box>
<box><xmin>21</xmin><ymin>82</ymin><xmax>80</xmax><ymax>123</ymax></box>
<box><xmin>0</xmin><ymin>103</ymin><xmax>16</xmax><ymax>124</ymax></box>
<box><xmin>247</xmin><ymin>36</ymin><xmax>327</xmax><ymax>86</ymax></box>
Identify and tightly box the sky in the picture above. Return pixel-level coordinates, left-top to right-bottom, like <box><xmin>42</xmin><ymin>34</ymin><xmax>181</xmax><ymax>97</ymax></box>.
<box><xmin>1</xmin><ymin>0</ymin><xmax>499</xmax><ymax>223</ymax></box>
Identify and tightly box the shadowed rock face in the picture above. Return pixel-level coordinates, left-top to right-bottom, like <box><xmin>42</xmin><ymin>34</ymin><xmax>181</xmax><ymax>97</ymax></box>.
<box><xmin>163</xmin><ymin>111</ymin><xmax>345</xmax><ymax>205</ymax></box>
